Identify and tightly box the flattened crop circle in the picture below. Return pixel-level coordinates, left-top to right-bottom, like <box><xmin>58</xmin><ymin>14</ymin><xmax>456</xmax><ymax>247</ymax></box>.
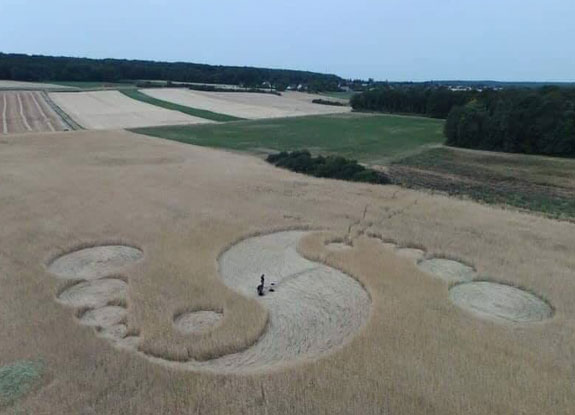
<box><xmin>48</xmin><ymin>245</ymin><xmax>143</xmax><ymax>280</ymax></box>
<box><xmin>174</xmin><ymin>311</ymin><xmax>223</xmax><ymax>335</ymax></box>
<box><xmin>79</xmin><ymin>306</ymin><xmax>127</xmax><ymax>328</ymax></box>
<box><xmin>418</xmin><ymin>258</ymin><xmax>476</xmax><ymax>284</ymax></box>
<box><xmin>57</xmin><ymin>278</ymin><xmax>128</xmax><ymax>309</ymax></box>
<box><xmin>449</xmin><ymin>281</ymin><xmax>552</xmax><ymax>323</ymax></box>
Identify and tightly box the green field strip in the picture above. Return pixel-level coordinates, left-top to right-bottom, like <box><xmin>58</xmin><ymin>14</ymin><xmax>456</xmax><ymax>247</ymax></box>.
<box><xmin>120</xmin><ymin>89</ymin><xmax>244</xmax><ymax>122</ymax></box>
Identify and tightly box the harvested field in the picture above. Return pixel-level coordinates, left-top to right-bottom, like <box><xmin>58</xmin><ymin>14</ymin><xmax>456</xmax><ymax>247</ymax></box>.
<box><xmin>48</xmin><ymin>90</ymin><xmax>212</xmax><ymax>129</ymax></box>
<box><xmin>0</xmin><ymin>80</ymin><xmax>73</xmax><ymax>90</ymax></box>
<box><xmin>2</xmin><ymin>129</ymin><xmax>575</xmax><ymax>414</ymax></box>
<box><xmin>0</xmin><ymin>91</ymin><xmax>70</xmax><ymax>134</ymax></box>
<box><xmin>141</xmin><ymin>88</ymin><xmax>350</xmax><ymax>119</ymax></box>
<box><xmin>121</xmin><ymin>89</ymin><xmax>243</xmax><ymax>122</ymax></box>
<box><xmin>207</xmin><ymin>91</ymin><xmax>351</xmax><ymax>117</ymax></box>
<box><xmin>391</xmin><ymin>146</ymin><xmax>575</xmax><ymax>220</ymax></box>
<box><xmin>49</xmin><ymin>81</ymin><xmax>136</xmax><ymax>90</ymax></box>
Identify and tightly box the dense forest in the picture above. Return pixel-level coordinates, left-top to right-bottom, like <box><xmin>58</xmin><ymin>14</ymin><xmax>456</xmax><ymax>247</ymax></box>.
<box><xmin>0</xmin><ymin>53</ymin><xmax>342</xmax><ymax>91</ymax></box>
<box><xmin>445</xmin><ymin>87</ymin><xmax>575</xmax><ymax>157</ymax></box>
<box><xmin>352</xmin><ymin>85</ymin><xmax>575</xmax><ymax>157</ymax></box>
<box><xmin>350</xmin><ymin>85</ymin><xmax>476</xmax><ymax>118</ymax></box>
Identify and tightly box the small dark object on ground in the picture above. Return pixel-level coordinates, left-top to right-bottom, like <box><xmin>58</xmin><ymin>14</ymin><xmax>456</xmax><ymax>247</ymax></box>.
<box><xmin>257</xmin><ymin>274</ymin><xmax>265</xmax><ymax>296</ymax></box>
<box><xmin>267</xmin><ymin>150</ymin><xmax>390</xmax><ymax>184</ymax></box>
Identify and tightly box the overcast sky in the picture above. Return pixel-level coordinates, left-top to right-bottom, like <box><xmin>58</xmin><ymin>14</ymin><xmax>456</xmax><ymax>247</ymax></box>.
<box><xmin>1</xmin><ymin>0</ymin><xmax>574</xmax><ymax>81</ymax></box>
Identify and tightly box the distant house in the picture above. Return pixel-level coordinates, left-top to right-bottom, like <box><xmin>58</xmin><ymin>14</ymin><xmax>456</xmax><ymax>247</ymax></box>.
<box><xmin>448</xmin><ymin>86</ymin><xmax>473</xmax><ymax>92</ymax></box>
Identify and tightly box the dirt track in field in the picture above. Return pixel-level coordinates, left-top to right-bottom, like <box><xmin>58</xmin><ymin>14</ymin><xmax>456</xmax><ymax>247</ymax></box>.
<box><xmin>141</xmin><ymin>88</ymin><xmax>351</xmax><ymax>119</ymax></box>
<box><xmin>49</xmin><ymin>90</ymin><xmax>213</xmax><ymax>130</ymax></box>
<box><xmin>0</xmin><ymin>91</ymin><xmax>70</xmax><ymax>135</ymax></box>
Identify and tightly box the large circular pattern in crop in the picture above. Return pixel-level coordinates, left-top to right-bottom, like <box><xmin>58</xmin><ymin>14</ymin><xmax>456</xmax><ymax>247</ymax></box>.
<box><xmin>146</xmin><ymin>231</ymin><xmax>371</xmax><ymax>373</ymax></box>
<box><xmin>418</xmin><ymin>258</ymin><xmax>476</xmax><ymax>284</ymax></box>
<box><xmin>48</xmin><ymin>245</ymin><xmax>143</xmax><ymax>280</ymax></box>
<box><xmin>449</xmin><ymin>281</ymin><xmax>552</xmax><ymax>323</ymax></box>
<box><xmin>57</xmin><ymin>278</ymin><xmax>128</xmax><ymax>309</ymax></box>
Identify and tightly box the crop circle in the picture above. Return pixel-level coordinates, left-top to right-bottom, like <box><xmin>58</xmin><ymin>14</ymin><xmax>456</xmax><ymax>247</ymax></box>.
<box><xmin>449</xmin><ymin>281</ymin><xmax>552</xmax><ymax>323</ymax></box>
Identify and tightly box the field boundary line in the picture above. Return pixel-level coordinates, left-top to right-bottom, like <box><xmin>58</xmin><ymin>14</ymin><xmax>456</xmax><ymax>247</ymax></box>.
<box><xmin>17</xmin><ymin>92</ymin><xmax>32</xmax><ymax>131</ymax></box>
<box><xmin>42</xmin><ymin>92</ymin><xmax>83</xmax><ymax>130</ymax></box>
<box><xmin>30</xmin><ymin>92</ymin><xmax>55</xmax><ymax>132</ymax></box>
<box><xmin>1</xmin><ymin>93</ymin><xmax>7</xmax><ymax>134</ymax></box>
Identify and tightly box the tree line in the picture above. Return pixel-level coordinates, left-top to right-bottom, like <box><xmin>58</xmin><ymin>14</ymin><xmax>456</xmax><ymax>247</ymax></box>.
<box><xmin>445</xmin><ymin>87</ymin><xmax>575</xmax><ymax>157</ymax></box>
<box><xmin>0</xmin><ymin>53</ymin><xmax>342</xmax><ymax>90</ymax></box>
<box><xmin>350</xmin><ymin>85</ymin><xmax>476</xmax><ymax>118</ymax></box>
<box><xmin>267</xmin><ymin>150</ymin><xmax>390</xmax><ymax>184</ymax></box>
<box><xmin>352</xmin><ymin>85</ymin><xmax>575</xmax><ymax>157</ymax></box>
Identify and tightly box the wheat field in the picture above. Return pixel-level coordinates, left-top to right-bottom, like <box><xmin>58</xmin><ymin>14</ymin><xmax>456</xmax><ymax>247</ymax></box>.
<box><xmin>1</xmin><ymin>129</ymin><xmax>574</xmax><ymax>414</ymax></box>
<box><xmin>48</xmin><ymin>91</ymin><xmax>211</xmax><ymax>130</ymax></box>
<box><xmin>141</xmin><ymin>89</ymin><xmax>350</xmax><ymax>120</ymax></box>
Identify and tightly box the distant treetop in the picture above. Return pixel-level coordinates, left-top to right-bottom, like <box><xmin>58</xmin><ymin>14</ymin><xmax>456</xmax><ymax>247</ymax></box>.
<box><xmin>0</xmin><ymin>53</ymin><xmax>342</xmax><ymax>91</ymax></box>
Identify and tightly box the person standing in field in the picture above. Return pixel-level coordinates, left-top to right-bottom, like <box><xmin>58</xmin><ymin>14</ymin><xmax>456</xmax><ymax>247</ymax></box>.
<box><xmin>257</xmin><ymin>274</ymin><xmax>265</xmax><ymax>296</ymax></box>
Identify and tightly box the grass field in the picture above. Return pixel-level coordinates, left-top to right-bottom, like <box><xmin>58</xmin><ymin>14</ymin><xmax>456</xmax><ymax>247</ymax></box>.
<box><xmin>391</xmin><ymin>147</ymin><xmax>575</xmax><ymax>220</ymax></box>
<box><xmin>133</xmin><ymin>113</ymin><xmax>445</xmax><ymax>164</ymax></box>
<box><xmin>121</xmin><ymin>89</ymin><xmax>244</xmax><ymax>122</ymax></box>
<box><xmin>0</xmin><ymin>361</ymin><xmax>44</xmax><ymax>408</ymax></box>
